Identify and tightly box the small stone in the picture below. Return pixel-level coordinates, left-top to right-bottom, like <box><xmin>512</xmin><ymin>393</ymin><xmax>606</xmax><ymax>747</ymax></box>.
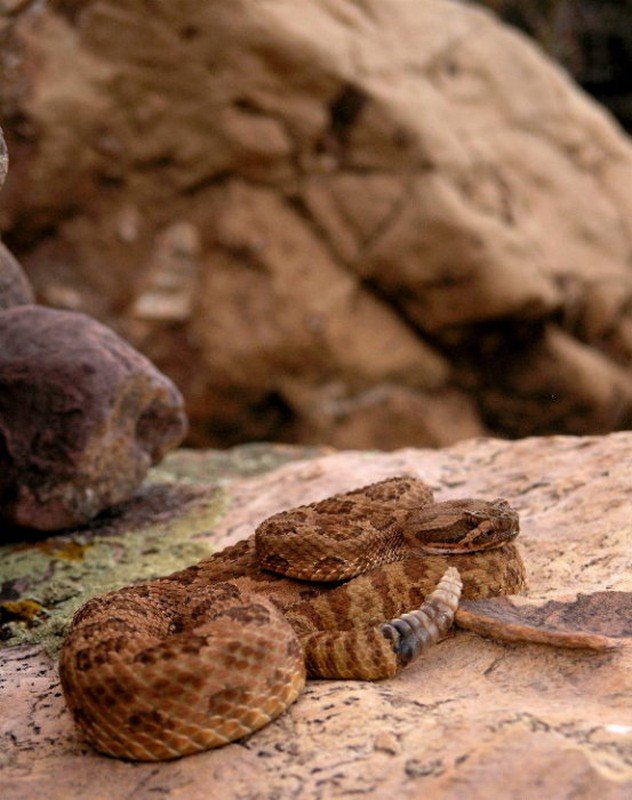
<box><xmin>373</xmin><ymin>731</ymin><xmax>400</xmax><ymax>754</ymax></box>
<box><xmin>131</xmin><ymin>222</ymin><xmax>201</xmax><ymax>323</ymax></box>
<box><xmin>0</xmin><ymin>305</ymin><xmax>188</xmax><ymax>530</ymax></box>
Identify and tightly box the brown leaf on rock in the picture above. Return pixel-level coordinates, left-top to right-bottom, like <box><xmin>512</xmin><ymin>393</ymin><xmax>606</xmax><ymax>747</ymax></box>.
<box><xmin>456</xmin><ymin>591</ymin><xmax>632</xmax><ymax>650</ymax></box>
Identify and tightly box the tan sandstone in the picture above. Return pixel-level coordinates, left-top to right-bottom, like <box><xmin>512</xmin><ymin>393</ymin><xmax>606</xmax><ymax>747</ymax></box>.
<box><xmin>2</xmin><ymin>1</ymin><xmax>632</xmax><ymax>447</ymax></box>
<box><xmin>1</xmin><ymin>433</ymin><xmax>631</xmax><ymax>799</ymax></box>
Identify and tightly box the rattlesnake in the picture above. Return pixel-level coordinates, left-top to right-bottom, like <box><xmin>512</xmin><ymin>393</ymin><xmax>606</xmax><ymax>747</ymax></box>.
<box><xmin>59</xmin><ymin>477</ymin><xmax>526</xmax><ymax>761</ymax></box>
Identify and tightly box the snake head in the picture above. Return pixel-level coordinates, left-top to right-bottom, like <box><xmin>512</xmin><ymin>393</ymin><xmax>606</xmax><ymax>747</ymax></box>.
<box><xmin>406</xmin><ymin>498</ymin><xmax>519</xmax><ymax>554</ymax></box>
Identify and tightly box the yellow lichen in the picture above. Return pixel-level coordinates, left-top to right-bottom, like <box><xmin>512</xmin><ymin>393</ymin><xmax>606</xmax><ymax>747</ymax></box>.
<box><xmin>0</xmin><ymin>599</ymin><xmax>46</xmax><ymax>625</ymax></box>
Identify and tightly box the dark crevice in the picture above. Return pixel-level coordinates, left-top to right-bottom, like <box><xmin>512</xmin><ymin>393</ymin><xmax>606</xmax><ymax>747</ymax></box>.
<box><xmin>313</xmin><ymin>83</ymin><xmax>369</xmax><ymax>159</ymax></box>
<box><xmin>206</xmin><ymin>391</ymin><xmax>297</xmax><ymax>448</ymax></box>
<box><xmin>3</xmin><ymin>221</ymin><xmax>67</xmax><ymax>259</ymax></box>
<box><xmin>133</xmin><ymin>154</ymin><xmax>177</xmax><ymax>172</ymax></box>
<box><xmin>179</xmin><ymin>25</ymin><xmax>201</xmax><ymax>41</ymax></box>
<box><xmin>48</xmin><ymin>2</ymin><xmax>86</xmax><ymax>24</ymax></box>
<box><xmin>328</xmin><ymin>84</ymin><xmax>368</xmax><ymax>142</ymax></box>
<box><xmin>180</xmin><ymin>168</ymin><xmax>235</xmax><ymax>197</ymax></box>
<box><xmin>233</xmin><ymin>97</ymin><xmax>267</xmax><ymax>115</ymax></box>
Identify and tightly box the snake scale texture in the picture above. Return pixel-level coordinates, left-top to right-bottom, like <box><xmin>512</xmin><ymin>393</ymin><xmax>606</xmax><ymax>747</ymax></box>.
<box><xmin>59</xmin><ymin>477</ymin><xmax>527</xmax><ymax>760</ymax></box>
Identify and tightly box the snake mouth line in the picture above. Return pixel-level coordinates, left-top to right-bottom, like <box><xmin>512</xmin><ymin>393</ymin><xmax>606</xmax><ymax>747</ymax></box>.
<box><xmin>419</xmin><ymin>540</ymin><xmax>517</xmax><ymax>555</ymax></box>
<box><xmin>406</xmin><ymin>536</ymin><xmax>517</xmax><ymax>557</ymax></box>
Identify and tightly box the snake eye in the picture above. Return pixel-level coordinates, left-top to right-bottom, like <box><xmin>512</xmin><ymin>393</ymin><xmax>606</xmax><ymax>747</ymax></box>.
<box><xmin>464</xmin><ymin>510</ymin><xmax>486</xmax><ymax>526</ymax></box>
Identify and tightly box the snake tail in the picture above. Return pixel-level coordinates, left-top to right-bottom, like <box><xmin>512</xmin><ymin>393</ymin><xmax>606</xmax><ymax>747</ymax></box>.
<box><xmin>299</xmin><ymin>567</ymin><xmax>462</xmax><ymax>680</ymax></box>
<box><xmin>381</xmin><ymin>566</ymin><xmax>462</xmax><ymax>666</ymax></box>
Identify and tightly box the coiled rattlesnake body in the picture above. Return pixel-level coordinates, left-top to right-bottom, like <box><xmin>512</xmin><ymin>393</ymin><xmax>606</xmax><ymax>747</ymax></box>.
<box><xmin>60</xmin><ymin>477</ymin><xmax>526</xmax><ymax>760</ymax></box>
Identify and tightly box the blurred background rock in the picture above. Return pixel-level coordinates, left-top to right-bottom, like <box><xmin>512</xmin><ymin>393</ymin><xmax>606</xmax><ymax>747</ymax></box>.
<box><xmin>1</xmin><ymin>0</ymin><xmax>632</xmax><ymax>451</ymax></box>
<box><xmin>470</xmin><ymin>1</ymin><xmax>632</xmax><ymax>131</ymax></box>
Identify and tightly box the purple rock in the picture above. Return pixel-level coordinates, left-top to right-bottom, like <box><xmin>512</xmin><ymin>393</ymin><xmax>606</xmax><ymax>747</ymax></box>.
<box><xmin>0</xmin><ymin>305</ymin><xmax>188</xmax><ymax>530</ymax></box>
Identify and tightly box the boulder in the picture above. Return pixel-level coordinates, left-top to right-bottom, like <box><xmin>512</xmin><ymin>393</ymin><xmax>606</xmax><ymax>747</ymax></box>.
<box><xmin>2</xmin><ymin>1</ymin><xmax>632</xmax><ymax>447</ymax></box>
<box><xmin>0</xmin><ymin>305</ymin><xmax>187</xmax><ymax>530</ymax></box>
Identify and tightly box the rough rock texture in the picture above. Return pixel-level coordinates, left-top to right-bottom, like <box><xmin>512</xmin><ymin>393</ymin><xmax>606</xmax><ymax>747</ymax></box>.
<box><xmin>0</xmin><ymin>305</ymin><xmax>187</xmax><ymax>530</ymax></box>
<box><xmin>0</xmin><ymin>239</ymin><xmax>34</xmax><ymax>308</ymax></box>
<box><xmin>1</xmin><ymin>433</ymin><xmax>631</xmax><ymax>798</ymax></box>
<box><xmin>2</xmin><ymin>0</ymin><xmax>632</xmax><ymax>448</ymax></box>
<box><xmin>0</xmin><ymin>127</ymin><xmax>33</xmax><ymax>308</ymax></box>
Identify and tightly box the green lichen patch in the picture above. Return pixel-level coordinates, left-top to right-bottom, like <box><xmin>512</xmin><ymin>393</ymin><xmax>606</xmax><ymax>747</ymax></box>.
<box><xmin>0</xmin><ymin>444</ymin><xmax>321</xmax><ymax>656</ymax></box>
<box><xmin>0</xmin><ymin>482</ymin><xmax>227</xmax><ymax>656</ymax></box>
<box><xmin>154</xmin><ymin>443</ymin><xmax>331</xmax><ymax>484</ymax></box>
